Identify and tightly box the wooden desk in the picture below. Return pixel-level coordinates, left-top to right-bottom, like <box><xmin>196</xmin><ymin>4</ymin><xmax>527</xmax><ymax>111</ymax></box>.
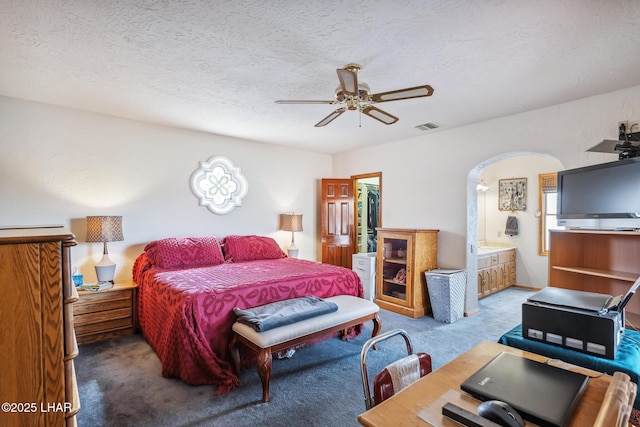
<box><xmin>358</xmin><ymin>340</ymin><xmax>625</xmax><ymax>427</ymax></box>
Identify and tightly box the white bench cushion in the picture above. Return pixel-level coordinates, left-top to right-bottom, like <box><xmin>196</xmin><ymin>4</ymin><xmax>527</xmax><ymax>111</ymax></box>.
<box><xmin>232</xmin><ymin>295</ymin><xmax>379</xmax><ymax>348</ymax></box>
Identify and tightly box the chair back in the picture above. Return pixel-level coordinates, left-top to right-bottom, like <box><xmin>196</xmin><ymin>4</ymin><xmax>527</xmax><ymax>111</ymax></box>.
<box><xmin>360</xmin><ymin>329</ymin><xmax>432</xmax><ymax>409</ymax></box>
<box><xmin>373</xmin><ymin>352</ymin><xmax>432</xmax><ymax>405</ymax></box>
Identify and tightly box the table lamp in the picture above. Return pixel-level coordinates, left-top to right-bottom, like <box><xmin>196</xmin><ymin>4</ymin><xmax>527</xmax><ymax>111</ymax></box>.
<box><xmin>86</xmin><ymin>215</ymin><xmax>124</xmax><ymax>284</ymax></box>
<box><xmin>280</xmin><ymin>213</ymin><xmax>303</xmax><ymax>258</ymax></box>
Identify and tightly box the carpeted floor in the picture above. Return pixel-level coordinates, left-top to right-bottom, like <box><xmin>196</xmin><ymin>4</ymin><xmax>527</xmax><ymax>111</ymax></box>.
<box><xmin>75</xmin><ymin>287</ymin><xmax>535</xmax><ymax>427</ymax></box>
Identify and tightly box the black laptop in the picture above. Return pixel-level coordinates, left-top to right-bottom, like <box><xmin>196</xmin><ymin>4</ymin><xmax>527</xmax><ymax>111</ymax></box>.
<box><xmin>460</xmin><ymin>352</ymin><xmax>589</xmax><ymax>427</ymax></box>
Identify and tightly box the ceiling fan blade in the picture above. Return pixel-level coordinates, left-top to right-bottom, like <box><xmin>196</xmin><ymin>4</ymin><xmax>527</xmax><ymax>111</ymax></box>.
<box><xmin>315</xmin><ymin>108</ymin><xmax>346</xmax><ymax>127</ymax></box>
<box><xmin>275</xmin><ymin>100</ymin><xmax>336</xmax><ymax>104</ymax></box>
<box><xmin>336</xmin><ymin>68</ymin><xmax>358</xmax><ymax>96</ymax></box>
<box><xmin>362</xmin><ymin>105</ymin><xmax>399</xmax><ymax>125</ymax></box>
<box><xmin>370</xmin><ymin>84</ymin><xmax>434</xmax><ymax>103</ymax></box>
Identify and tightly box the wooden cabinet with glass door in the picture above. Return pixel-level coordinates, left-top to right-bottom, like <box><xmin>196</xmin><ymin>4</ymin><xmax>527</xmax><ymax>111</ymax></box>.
<box><xmin>375</xmin><ymin>228</ymin><xmax>438</xmax><ymax>318</ymax></box>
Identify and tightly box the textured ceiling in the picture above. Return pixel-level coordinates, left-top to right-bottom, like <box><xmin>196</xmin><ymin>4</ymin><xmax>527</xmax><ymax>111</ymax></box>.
<box><xmin>2</xmin><ymin>0</ymin><xmax>640</xmax><ymax>154</ymax></box>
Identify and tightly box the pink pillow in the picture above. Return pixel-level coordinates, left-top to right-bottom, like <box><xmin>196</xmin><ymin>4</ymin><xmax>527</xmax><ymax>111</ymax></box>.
<box><xmin>145</xmin><ymin>237</ymin><xmax>225</xmax><ymax>269</ymax></box>
<box><xmin>223</xmin><ymin>235</ymin><xmax>286</xmax><ymax>262</ymax></box>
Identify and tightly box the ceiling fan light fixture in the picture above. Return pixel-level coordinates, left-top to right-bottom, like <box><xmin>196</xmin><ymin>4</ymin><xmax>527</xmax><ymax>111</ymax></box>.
<box><xmin>335</xmin><ymin>81</ymin><xmax>370</xmax><ymax>105</ymax></box>
<box><xmin>358</xmin><ymin>82</ymin><xmax>370</xmax><ymax>98</ymax></box>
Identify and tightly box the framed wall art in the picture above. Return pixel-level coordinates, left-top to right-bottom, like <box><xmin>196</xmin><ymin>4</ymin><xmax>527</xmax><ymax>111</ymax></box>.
<box><xmin>190</xmin><ymin>155</ymin><xmax>249</xmax><ymax>215</ymax></box>
<box><xmin>498</xmin><ymin>178</ymin><xmax>527</xmax><ymax>211</ymax></box>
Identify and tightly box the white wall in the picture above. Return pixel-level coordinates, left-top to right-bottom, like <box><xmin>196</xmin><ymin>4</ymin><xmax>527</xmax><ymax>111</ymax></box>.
<box><xmin>0</xmin><ymin>96</ymin><xmax>332</xmax><ymax>283</ymax></box>
<box><xmin>333</xmin><ymin>84</ymin><xmax>640</xmax><ymax>314</ymax></box>
<box><xmin>4</xmin><ymin>85</ymin><xmax>640</xmax><ymax>312</ymax></box>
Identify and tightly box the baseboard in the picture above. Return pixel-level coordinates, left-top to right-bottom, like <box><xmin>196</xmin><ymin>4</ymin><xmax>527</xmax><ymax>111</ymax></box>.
<box><xmin>513</xmin><ymin>284</ymin><xmax>542</xmax><ymax>291</ymax></box>
<box><xmin>464</xmin><ymin>308</ymin><xmax>480</xmax><ymax>317</ymax></box>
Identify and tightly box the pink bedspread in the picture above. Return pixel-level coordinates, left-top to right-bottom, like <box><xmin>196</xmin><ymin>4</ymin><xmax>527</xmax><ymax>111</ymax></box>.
<box><xmin>133</xmin><ymin>254</ymin><xmax>364</xmax><ymax>394</ymax></box>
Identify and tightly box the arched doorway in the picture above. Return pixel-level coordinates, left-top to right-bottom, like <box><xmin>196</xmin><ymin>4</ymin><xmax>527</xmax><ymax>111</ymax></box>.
<box><xmin>465</xmin><ymin>152</ymin><xmax>563</xmax><ymax>315</ymax></box>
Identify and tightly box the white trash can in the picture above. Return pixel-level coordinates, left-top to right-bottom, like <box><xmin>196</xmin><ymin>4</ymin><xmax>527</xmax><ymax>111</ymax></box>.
<box><xmin>425</xmin><ymin>269</ymin><xmax>466</xmax><ymax>323</ymax></box>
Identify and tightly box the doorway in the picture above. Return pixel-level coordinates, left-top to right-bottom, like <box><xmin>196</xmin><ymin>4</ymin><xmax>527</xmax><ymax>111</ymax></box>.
<box><xmin>465</xmin><ymin>153</ymin><xmax>562</xmax><ymax>315</ymax></box>
<box><xmin>321</xmin><ymin>172</ymin><xmax>381</xmax><ymax>268</ymax></box>
<box><xmin>353</xmin><ymin>172</ymin><xmax>381</xmax><ymax>254</ymax></box>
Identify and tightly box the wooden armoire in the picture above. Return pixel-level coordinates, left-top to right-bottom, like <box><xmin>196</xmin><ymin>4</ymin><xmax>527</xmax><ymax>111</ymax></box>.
<box><xmin>0</xmin><ymin>226</ymin><xmax>80</xmax><ymax>426</ymax></box>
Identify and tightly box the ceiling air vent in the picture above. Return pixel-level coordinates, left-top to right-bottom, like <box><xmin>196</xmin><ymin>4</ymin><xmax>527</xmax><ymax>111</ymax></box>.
<box><xmin>415</xmin><ymin>122</ymin><xmax>439</xmax><ymax>131</ymax></box>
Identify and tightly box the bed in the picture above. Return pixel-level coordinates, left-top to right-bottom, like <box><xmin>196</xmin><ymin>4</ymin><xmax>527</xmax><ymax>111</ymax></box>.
<box><xmin>132</xmin><ymin>235</ymin><xmax>364</xmax><ymax>395</ymax></box>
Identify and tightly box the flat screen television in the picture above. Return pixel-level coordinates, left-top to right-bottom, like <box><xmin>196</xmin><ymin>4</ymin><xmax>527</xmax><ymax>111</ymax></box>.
<box><xmin>557</xmin><ymin>157</ymin><xmax>640</xmax><ymax>230</ymax></box>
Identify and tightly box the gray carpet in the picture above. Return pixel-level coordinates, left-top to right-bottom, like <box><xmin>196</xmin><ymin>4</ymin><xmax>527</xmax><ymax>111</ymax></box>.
<box><xmin>75</xmin><ymin>287</ymin><xmax>535</xmax><ymax>427</ymax></box>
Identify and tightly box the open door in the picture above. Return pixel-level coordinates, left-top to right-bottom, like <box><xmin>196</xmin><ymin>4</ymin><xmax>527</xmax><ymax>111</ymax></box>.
<box><xmin>321</xmin><ymin>178</ymin><xmax>355</xmax><ymax>268</ymax></box>
<box><xmin>321</xmin><ymin>173</ymin><xmax>382</xmax><ymax>268</ymax></box>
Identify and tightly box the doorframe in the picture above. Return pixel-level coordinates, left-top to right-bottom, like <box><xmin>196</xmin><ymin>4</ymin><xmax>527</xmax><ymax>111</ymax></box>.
<box><xmin>351</xmin><ymin>171</ymin><xmax>382</xmax><ymax>254</ymax></box>
<box><xmin>465</xmin><ymin>152</ymin><xmax>557</xmax><ymax>316</ymax></box>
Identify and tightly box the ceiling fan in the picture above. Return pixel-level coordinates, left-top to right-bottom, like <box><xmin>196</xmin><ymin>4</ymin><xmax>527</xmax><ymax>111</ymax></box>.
<box><xmin>587</xmin><ymin>123</ymin><xmax>640</xmax><ymax>159</ymax></box>
<box><xmin>275</xmin><ymin>64</ymin><xmax>434</xmax><ymax>127</ymax></box>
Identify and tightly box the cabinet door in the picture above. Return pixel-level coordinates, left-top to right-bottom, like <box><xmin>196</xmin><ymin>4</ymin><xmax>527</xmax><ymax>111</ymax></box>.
<box><xmin>377</xmin><ymin>232</ymin><xmax>413</xmax><ymax>307</ymax></box>
<box><xmin>478</xmin><ymin>269</ymin><xmax>492</xmax><ymax>297</ymax></box>
<box><xmin>489</xmin><ymin>267</ymin><xmax>498</xmax><ymax>293</ymax></box>
<box><xmin>478</xmin><ymin>270</ymin><xmax>485</xmax><ymax>298</ymax></box>
<box><xmin>496</xmin><ymin>264</ymin><xmax>506</xmax><ymax>290</ymax></box>
<box><xmin>506</xmin><ymin>261</ymin><xmax>516</xmax><ymax>287</ymax></box>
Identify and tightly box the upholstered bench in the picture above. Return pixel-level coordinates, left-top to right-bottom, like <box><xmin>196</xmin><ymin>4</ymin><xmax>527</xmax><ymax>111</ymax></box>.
<box><xmin>229</xmin><ymin>295</ymin><xmax>381</xmax><ymax>402</ymax></box>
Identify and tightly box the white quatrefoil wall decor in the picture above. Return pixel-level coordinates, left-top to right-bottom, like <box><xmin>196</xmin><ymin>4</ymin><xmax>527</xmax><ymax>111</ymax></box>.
<box><xmin>190</xmin><ymin>156</ymin><xmax>249</xmax><ymax>215</ymax></box>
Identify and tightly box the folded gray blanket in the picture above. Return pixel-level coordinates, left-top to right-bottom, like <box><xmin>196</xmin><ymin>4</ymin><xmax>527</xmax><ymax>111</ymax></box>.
<box><xmin>233</xmin><ymin>296</ymin><xmax>339</xmax><ymax>332</ymax></box>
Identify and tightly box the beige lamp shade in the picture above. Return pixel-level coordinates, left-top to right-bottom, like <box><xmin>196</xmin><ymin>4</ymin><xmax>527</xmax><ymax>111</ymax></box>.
<box><xmin>280</xmin><ymin>213</ymin><xmax>303</xmax><ymax>258</ymax></box>
<box><xmin>279</xmin><ymin>213</ymin><xmax>303</xmax><ymax>232</ymax></box>
<box><xmin>86</xmin><ymin>216</ymin><xmax>124</xmax><ymax>242</ymax></box>
<box><xmin>86</xmin><ymin>216</ymin><xmax>124</xmax><ymax>284</ymax></box>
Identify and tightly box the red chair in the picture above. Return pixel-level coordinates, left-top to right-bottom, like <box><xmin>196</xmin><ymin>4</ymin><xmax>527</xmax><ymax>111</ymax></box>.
<box><xmin>360</xmin><ymin>329</ymin><xmax>433</xmax><ymax>409</ymax></box>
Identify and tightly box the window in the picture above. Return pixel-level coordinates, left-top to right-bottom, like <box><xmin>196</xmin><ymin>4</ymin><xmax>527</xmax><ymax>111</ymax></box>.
<box><xmin>538</xmin><ymin>173</ymin><xmax>562</xmax><ymax>255</ymax></box>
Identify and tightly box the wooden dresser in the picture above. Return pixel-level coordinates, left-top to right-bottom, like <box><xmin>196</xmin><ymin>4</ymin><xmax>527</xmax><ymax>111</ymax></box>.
<box><xmin>0</xmin><ymin>226</ymin><xmax>80</xmax><ymax>426</ymax></box>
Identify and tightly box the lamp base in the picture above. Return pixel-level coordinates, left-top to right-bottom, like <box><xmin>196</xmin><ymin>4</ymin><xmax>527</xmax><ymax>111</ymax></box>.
<box><xmin>95</xmin><ymin>253</ymin><xmax>116</xmax><ymax>283</ymax></box>
<box><xmin>287</xmin><ymin>248</ymin><xmax>300</xmax><ymax>258</ymax></box>
<box><xmin>95</xmin><ymin>264</ymin><xmax>116</xmax><ymax>283</ymax></box>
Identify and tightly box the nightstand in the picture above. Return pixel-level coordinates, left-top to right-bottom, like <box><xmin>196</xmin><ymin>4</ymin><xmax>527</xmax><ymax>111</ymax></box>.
<box><xmin>73</xmin><ymin>281</ymin><xmax>138</xmax><ymax>345</ymax></box>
